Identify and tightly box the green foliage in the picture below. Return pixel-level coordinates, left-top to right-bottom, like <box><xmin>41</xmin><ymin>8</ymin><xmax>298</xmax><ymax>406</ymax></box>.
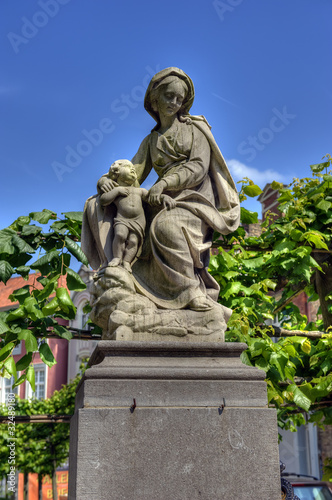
<box><xmin>0</xmin><ymin>367</ymin><xmax>85</xmax><ymax>480</ymax></box>
<box><xmin>0</xmin><ymin>157</ymin><xmax>331</xmax><ymax>443</ymax></box>
<box><xmin>211</xmin><ymin>156</ymin><xmax>332</xmax><ymax>430</ymax></box>
<box><xmin>0</xmin><ymin>210</ymin><xmax>90</xmax><ymax>392</ymax></box>
<box><xmin>322</xmin><ymin>457</ymin><xmax>332</xmax><ymax>482</ymax></box>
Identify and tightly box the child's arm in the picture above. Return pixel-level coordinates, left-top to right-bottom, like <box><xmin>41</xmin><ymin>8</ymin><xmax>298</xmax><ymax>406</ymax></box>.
<box><xmin>100</xmin><ymin>187</ymin><xmax>129</xmax><ymax>206</ymax></box>
<box><xmin>139</xmin><ymin>188</ymin><xmax>149</xmax><ymax>202</ymax></box>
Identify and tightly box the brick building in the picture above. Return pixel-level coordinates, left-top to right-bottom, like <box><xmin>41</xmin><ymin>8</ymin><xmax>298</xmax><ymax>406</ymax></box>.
<box><xmin>0</xmin><ymin>274</ymin><xmax>69</xmax><ymax>404</ymax></box>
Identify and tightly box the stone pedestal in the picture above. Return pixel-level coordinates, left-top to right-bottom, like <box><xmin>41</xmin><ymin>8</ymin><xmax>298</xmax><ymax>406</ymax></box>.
<box><xmin>68</xmin><ymin>341</ymin><xmax>281</xmax><ymax>500</ymax></box>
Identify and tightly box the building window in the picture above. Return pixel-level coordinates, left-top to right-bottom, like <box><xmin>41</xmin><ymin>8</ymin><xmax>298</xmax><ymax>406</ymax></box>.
<box><xmin>34</xmin><ymin>366</ymin><xmax>45</xmax><ymax>399</ymax></box>
<box><xmin>79</xmin><ymin>302</ymin><xmax>91</xmax><ymax>331</ymax></box>
<box><xmin>1</xmin><ymin>376</ymin><xmax>18</xmax><ymax>403</ymax></box>
<box><xmin>26</xmin><ymin>365</ymin><xmax>46</xmax><ymax>400</ymax></box>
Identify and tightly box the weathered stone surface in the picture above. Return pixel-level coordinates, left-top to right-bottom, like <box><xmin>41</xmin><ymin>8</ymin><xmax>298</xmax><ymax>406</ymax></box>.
<box><xmin>69</xmin><ymin>341</ymin><xmax>281</xmax><ymax>499</ymax></box>
<box><xmin>89</xmin><ymin>267</ymin><xmax>227</xmax><ymax>341</ymax></box>
<box><xmin>82</xmin><ymin>67</ymin><xmax>241</xmax><ymax>341</ymax></box>
<box><xmin>71</xmin><ymin>407</ymin><xmax>280</xmax><ymax>500</ymax></box>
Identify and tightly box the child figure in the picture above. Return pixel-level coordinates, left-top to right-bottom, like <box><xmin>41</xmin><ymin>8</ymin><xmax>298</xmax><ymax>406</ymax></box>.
<box><xmin>100</xmin><ymin>159</ymin><xmax>175</xmax><ymax>272</ymax></box>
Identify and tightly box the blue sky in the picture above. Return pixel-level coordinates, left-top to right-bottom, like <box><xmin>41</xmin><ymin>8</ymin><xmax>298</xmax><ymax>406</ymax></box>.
<box><xmin>1</xmin><ymin>0</ymin><xmax>331</xmax><ymax>229</ymax></box>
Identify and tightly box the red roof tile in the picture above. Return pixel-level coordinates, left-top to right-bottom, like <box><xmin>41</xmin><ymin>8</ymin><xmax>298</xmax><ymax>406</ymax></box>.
<box><xmin>0</xmin><ymin>274</ymin><xmax>68</xmax><ymax>310</ymax></box>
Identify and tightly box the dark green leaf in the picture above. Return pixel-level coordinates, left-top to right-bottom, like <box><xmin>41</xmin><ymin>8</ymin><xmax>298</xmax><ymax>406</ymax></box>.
<box><xmin>16</xmin><ymin>353</ymin><xmax>33</xmax><ymax>371</ymax></box>
<box><xmin>15</xmin><ymin>216</ymin><xmax>31</xmax><ymax>227</ymax></box>
<box><xmin>271</xmin><ymin>181</ymin><xmax>284</xmax><ymax>190</ymax></box>
<box><xmin>222</xmin><ymin>282</ymin><xmax>242</xmax><ymax>300</ymax></box>
<box><xmin>241</xmin><ymin>256</ymin><xmax>265</xmax><ymax>269</ymax></box>
<box><xmin>83</xmin><ymin>303</ymin><xmax>92</xmax><ymax>314</ymax></box>
<box><xmin>303</xmin><ymin>232</ymin><xmax>328</xmax><ymax>250</ymax></box>
<box><xmin>12</xmin><ymin>372</ymin><xmax>27</xmax><ymax>388</ymax></box>
<box><xmin>310</xmin><ymin>162</ymin><xmax>328</xmax><ymax>173</ymax></box>
<box><xmin>18</xmin><ymin>329</ymin><xmax>38</xmax><ymax>353</ymax></box>
<box><xmin>21</xmin><ymin>224</ymin><xmax>42</xmax><ymax>236</ymax></box>
<box><xmin>243</xmin><ymin>185</ymin><xmax>263</xmax><ymax>197</ymax></box>
<box><xmin>11</xmin><ymin>233</ymin><xmax>35</xmax><ymax>254</ymax></box>
<box><xmin>290</xmin><ymin>229</ymin><xmax>303</xmax><ymax>242</ymax></box>
<box><xmin>240</xmin><ymin>350</ymin><xmax>252</xmax><ymax>366</ymax></box>
<box><xmin>288</xmin><ymin>384</ymin><xmax>312</xmax><ymax>412</ymax></box>
<box><xmin>26</xmin><ymin>365</ymin><xmax>35</xmax><ymax>392</ymax></box>
<box><xmin>0</xmin><ymin>260</ymin><xmax>15</xmax><ymax>284</ymax></box>
<box><xmin>50</xmin><ymin>221</ymin><xmax>67</xmax><ymax>233</ymax></box>
<box><xmin>6</xmin><ymin>306</ymin><xmax>26</xmax><ymax>322</ymax></box>
<box><xmin>270</xmin><ymin>352</ymin><xmax>288</xmax><ymax>380</ymax></box>
<box><xmin>0</xmin><ymin>228</ymin><xmax>16</xmax><ymax>255</ymax></box>
<box><xmin>53</xmin><ymin>323</ymin><xmax>73</xmax><ymax>340</ymax></box>
<box><xmin>0</xmin><ymin>318</ymin><xmax>9</xmax><ymax>335</ymax></box>
<box><xmin>39</xmin><ymin>343</ymin><xmax>56</xmax><ymax>367</ymax></box>
<box><xmin>56</xmin><ymin>287</ymin><xmax>76</xmax><ymax>319</ymax></box>
<box><xmin>316</xmin><ymin>199</ymin><xmax>332</xmax><ymax>212</ymax></box>
<box><xmin>262</xmin><ymin>279</ymin><xmax>277</xmax><ymax>290</ymax></box>
<box><xmin>4</xmin><ymin>356</ymin><xmax>17</xmax><ymax>379</ymax></box>
<box><xmin>278</xmin><ymin>190</ymin><xmax>293</xmax><ymax>203</ymax></box>
<box><xmin>16</xmin><ymin>265</ymin><xmax>31</xmax><ymax>279</ymax></box>
<box><xmin>66</xmin><ymin>268</ymin><xmax>86</xmax><ymax>291</ymax></box>
<box><xmin>0</xmin><ymin>342</ymin><xmax>15</xmax><ymax>362</ymax></box>
<box><xmin>9</xmin><ymin>286</ymin><xmax>30</xmax><ymax>305</ymax></box>
<box><xmin>35</xmin><ymin>279</ymin><xmax>57</xmax><ymax>302</ymax></box>
<box><xmin>30</xmin><ymin>250</ymin><xmax>59</xmax><ymax>270</ymax></box>
<box><xmin>274</xmin><ymin>240</ymin><xmax>296</xmax><ymax>253</ymax></box>
<box><xmin>23</xmin><ymin>296</ymin><xmax>44</xmax><ymax>321</ymax></box>
<box><xmin>240</xmin><ymin>207</ymin><xmax>258</xmax><ymax>224</ymax></box>
<box><xmin>29</xmin><ymin>209</ymin><xmax>56</xmax><ymax>224</ymax></box>
<box><xmin>62</xmin><ymin>211</ymin><xmax>83</xmax><ymax>222</ymax></box>
<box><xmin>64</xmin><ymin>236</ymin><xmax>88</xmax><ymax>265</ymax></box>
<box><xmin>42</xmin><ymin>297</ymin><xmax>60</xmax><ymax>316</ymax></box>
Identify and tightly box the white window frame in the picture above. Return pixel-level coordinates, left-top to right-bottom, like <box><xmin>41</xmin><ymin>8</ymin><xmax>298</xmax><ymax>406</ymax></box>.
<box><xmin>25</xmin><ymin>364</ymin><xmax>47</xmax><ymax>400</ymax></box>
<box><xmin>76</xmin><ymin>299</ymin><xmax>91</xmax><ymax>331</ymax></box>
<box><xmin>0</xmin><ymin>375</ymin><xmax>19</xmax><ymax>404</ymax></box>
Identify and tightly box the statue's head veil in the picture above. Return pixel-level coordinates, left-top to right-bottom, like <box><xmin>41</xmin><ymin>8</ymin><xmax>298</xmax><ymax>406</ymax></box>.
<box><xmin>144</xmin><ymin>67</ymin><xmax>195</xmax><ymax>124</ymax></box>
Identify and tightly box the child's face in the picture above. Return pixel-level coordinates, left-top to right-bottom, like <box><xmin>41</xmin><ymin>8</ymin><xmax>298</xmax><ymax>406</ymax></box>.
<box><xmin>117</xmin><ymin>162</ymin><xmax>137</xmax><ymax>185</ymax></box>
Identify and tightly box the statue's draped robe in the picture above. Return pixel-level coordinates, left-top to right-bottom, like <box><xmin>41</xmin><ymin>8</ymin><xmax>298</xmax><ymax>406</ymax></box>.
<box><xmin>132</xmin><ymin>118</ymin><xmax>240</xmax><ymax>308</ymax></box>
<box><xmin>82</xmin><ymin>117</ymin><xmax>240</xmax><ymax>310</ymax></box>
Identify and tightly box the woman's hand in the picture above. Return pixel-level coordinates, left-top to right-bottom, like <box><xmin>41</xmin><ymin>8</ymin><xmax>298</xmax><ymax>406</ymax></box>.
<box><xmin>162</xmin><ymin>195</ymin><xmax>176</xmax><ymax>210</ymax></box>
<box><xmin>97</xmin><ymin>177</ymin><xmax>117</xmax><ymax>194</ymax></box>
<box><xmin>148</xmin><ymin>182</ymin><xmax>165</xmax><ymax>206</ymax></box>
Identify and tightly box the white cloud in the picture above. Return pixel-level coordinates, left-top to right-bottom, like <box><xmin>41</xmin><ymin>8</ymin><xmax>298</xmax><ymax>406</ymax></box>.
<box><xmin>226</xmin><ymin>158</ymin><xmax>286</xmax><ymax>187</ymax></box>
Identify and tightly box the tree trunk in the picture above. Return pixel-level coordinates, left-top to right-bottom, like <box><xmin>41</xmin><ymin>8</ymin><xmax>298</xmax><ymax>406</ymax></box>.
<box><xmin>52</xmin><ymin>464</ymin><xmax>58</xmax><ymax>500</ymax></box>
<box><xmin>23</xmin><ymin>472</ymin><xmax>29</xmax><ymax>500</ymax></box>
<box><xmin>38</xmin><ymin>474</ymin><xmax>42</xmax><ymax>500</ymax></box>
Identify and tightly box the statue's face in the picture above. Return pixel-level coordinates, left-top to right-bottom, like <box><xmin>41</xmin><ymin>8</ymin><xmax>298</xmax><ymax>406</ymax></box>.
<box><xmin>156</xmin><ymin>80</ymin><xmax>186</xmax><ymax>118</ymax></box>
<box><xmin>117</xmin><ymin>162</ymin><xmax>137</xmax><ymax>185</ymax></box>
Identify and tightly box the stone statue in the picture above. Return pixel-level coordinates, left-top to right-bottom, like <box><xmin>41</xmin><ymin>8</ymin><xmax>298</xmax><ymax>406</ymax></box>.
<box><xmin>99</xmin><ymin>159</ymin><xmax>147</xmax><ymax>273</ymax></box>
<box><xmin>82</xmin><ymin>67</ymin><xmax>240</xmax><ymax>341</ymax></box>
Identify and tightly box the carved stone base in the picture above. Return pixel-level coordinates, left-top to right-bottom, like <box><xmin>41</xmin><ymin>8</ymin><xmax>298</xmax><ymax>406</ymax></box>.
<box><xmin>68</xmin><ymin>341</ymin><xmax>281</xmax><ymax>500</ymax></box>
<box><xmin>89</xmin><ymin>266</ymin><xmax>229</xmax><ymax>341</ymax></box>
